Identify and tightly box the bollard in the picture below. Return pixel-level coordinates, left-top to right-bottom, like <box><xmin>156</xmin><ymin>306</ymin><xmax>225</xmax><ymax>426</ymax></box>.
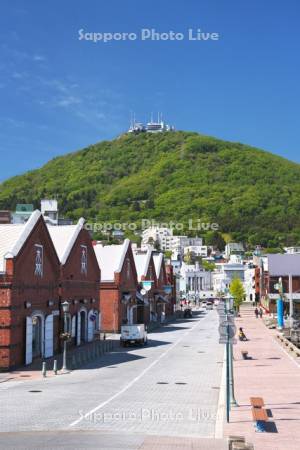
<box><xmin>71</xmin><ymin>354</ymin><xmax>76</xmax><ymax>370</ymax></box>
<box><xmin>92</xmin><ymin>343</ymin><xmax>96</xmax><ymax>359</ymax></box>
<box><xmin>53</xmin><ymin>359</ymin><xmax>58</xmax><ymax>375</ymax></box>
<box><xmin>78</xmin><ymin>351</ymin><xmax>83</xmax><ymax>367</ymax></box>
<box><xmin>42</xmin><ymin>362</ymin><xmax>47</xmax><ymax>378</ymax></box>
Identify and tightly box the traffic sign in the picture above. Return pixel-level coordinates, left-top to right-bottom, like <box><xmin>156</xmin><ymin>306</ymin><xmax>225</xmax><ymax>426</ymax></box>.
<box><xmin>218</xmin><ymin>324</ymin><xmax>236</xmax><ymax>339</ymax></box>
<box><xmin>219</xmin><ymin>316</ymin><xmax>234</xmax><ymax>325</ymax></box>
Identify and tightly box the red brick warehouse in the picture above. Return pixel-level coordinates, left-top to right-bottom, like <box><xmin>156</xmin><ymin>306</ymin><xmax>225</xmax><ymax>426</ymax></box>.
<box><xmin>0</xmin><ymin>212</ymin><xmax>101</xmax><ymax>371</ymax></box>
<box><xmin>0</xmin><ymin>211</ymin><xmax>60</xmax><ymax>370</ymax></box>
<box><xmin>48</xmin><ymin>218</ymin><xmax>101</xmax><ymax>348</ymax></box>
<box><xmin>94</xmin><ymin>239</ymin><xmax>139</xmax><ymax>333</ymax></box>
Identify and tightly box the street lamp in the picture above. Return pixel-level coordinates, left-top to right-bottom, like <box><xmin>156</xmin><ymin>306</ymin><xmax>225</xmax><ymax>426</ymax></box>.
<box><xmin>61</xmin><ymin>301</ymin><xmax>70</xmax><ymax>372</ymax></box>
<box><xmin>225</xmin><ymin>294</ymin><xmax>238</xmax><ymax>408</ymax></box>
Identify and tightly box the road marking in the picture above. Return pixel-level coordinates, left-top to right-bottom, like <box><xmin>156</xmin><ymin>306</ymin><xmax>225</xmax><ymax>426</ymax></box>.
<box><xmin>69</xmin><ymin>319</ymin><xmax>202</xmax><ymax>428</ymax></box>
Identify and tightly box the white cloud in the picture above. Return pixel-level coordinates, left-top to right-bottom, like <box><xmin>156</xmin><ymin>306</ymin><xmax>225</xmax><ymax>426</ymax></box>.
<box><xmin>33</xmin><ymin>54</ymin><xmax>46</xmax><ymax>62</ymax></box>
<box><xmin>56</xmin><ymin>95</ymin><xmax>82</xmax><ymax>107</ymax></box>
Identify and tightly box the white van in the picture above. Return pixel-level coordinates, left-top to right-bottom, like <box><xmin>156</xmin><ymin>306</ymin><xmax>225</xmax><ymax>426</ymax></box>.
<box><xmin>120</xmin><ymin>324</ymin><xmax>148</xmax><ymax>346</ymax></box>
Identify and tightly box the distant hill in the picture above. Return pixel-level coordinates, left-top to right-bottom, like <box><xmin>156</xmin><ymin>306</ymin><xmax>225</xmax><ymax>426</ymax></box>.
<box><xmin>1</xmin><ymin>131</ymin><xmax>300</xmax><ymax>247</ymax></box>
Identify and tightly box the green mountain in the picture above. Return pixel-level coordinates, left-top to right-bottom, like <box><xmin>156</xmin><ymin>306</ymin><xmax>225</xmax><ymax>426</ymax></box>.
<box><xmin>1</xmin><ymin>131</ymin><xmax>300</xmax><ymax>247</ymax></box>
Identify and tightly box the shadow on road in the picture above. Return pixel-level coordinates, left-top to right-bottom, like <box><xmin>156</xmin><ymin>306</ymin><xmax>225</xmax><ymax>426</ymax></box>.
<box><xmin>80</xmin><ymin>338</ymin><xmax>172</xmax><ymax>370</ymax></box>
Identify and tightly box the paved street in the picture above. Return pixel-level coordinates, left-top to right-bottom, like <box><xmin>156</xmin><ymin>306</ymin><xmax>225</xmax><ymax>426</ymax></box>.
<box><xmin>0</xmin><ymin>309</ymin><xmax>225</xmax><ymax>449</ymax></box>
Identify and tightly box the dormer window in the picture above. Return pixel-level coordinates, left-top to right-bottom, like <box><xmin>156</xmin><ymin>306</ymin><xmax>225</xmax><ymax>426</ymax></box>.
<box><xmin>81</xmin><ymin>245</ymin><xmax>88</xmax><ymax>275</ymax></box>
<box><xmin>34</xmin><ymin>244</ymin><xmax>43</xmax><ymax>277</ymax></box>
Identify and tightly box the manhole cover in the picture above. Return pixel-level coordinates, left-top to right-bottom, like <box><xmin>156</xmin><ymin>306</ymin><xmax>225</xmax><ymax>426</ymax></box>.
<box><xmin>175</xmin><ymin>382</ymin><xmax>187</xmax><ymax>385</ymax></box>
<box><xmin>211</xmin><ymin>386</ymin><xmax>220</xmax><ymax>390</ymax></box>
<box><xmin>182</xmin><ymin>345</ymin><xmax>190</xmax><ymax>348</ymax></box>
<box><xmin>157</xmin><ymin>382</ymin><xmax>169</xmax><ymax>385</ymax></box>
<box><xmin>28</xmin><ymin>390</ymin><xmax>42</xmax><ymax>393</ymax></box>
<box><xmin>198</xmin><ymin>351</ymin><xmax>205</xmax><ymax>353</ymax></box>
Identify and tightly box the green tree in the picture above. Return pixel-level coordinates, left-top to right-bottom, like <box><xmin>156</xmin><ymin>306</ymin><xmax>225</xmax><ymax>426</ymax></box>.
<box><xmin>229</xmin><ymin>278</ymin><xmax>245</xmax><ymax>312</ymax></box>
<box><xmin>202</xmin><ymin>260</ymin><xmax>216</xmax><ymax>272</ymax></box>
<box><xmin>205</xmin><ymin>231</ymin><xmax>226</xmax><ymax>251</ymax></box>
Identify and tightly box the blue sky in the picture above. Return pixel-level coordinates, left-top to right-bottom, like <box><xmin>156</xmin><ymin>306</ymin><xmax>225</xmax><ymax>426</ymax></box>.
<box><xmin>0</xmin><ymin>0</ymin><xmax>299</xmax><ymax>180</ymax></box>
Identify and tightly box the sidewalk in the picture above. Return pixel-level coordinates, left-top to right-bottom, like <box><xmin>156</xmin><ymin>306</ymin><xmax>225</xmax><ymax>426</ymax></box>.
<box><xmin>224</xmin><ymin>305</ymin><xmax>300</xmax><ymax>450</ymax></box>
<box><xmin>0</xmin><ymin>338</ymin><xmax>116</xmax><ymax>384</ymax></box>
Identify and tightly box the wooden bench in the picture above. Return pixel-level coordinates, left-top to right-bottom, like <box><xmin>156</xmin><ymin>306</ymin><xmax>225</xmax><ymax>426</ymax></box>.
<box><xmin>252</xmin><ymin>407</ymin><xmax>268</xmax><ymax>432</ymax></box>
<box><xmin>250</xmin><ymin>397</ymin><xmax>265</xmax><ymax>408</ymax></box>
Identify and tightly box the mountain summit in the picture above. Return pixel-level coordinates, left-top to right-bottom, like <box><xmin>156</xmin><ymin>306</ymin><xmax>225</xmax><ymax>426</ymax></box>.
<box><xmin>1</xmin><ymin>131</ymin><xmax>300</xmax><ymax>247</ymax></box>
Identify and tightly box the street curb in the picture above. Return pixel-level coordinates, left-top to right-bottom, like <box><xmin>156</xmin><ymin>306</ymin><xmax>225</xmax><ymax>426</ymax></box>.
<box><xmin>215</xmin><ymin>346</ymin><xmax>226</xmax><ymax>439</ymax></box>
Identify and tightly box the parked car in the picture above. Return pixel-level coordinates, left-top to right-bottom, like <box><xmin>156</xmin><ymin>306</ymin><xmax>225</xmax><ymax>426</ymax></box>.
<box><xmin>206</xmin><ymin>303</ymin><xmax>213</xmax><ymax>310</ymax></box>
<box><xmin>120</xmin><ymin>324</ymin><xmax>148</xmax><ymax>346</ymax></box>
<box><xmin>183</xmin><ymin>308</ymin><xmax>193</xmax><ymax>318</ymax></box>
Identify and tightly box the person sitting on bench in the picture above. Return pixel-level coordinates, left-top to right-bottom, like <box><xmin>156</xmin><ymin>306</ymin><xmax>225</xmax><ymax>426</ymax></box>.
<box><xmin>239</xmin><ymin>327</ymin><xmax>248</xmax><ymax>341</ymax></box>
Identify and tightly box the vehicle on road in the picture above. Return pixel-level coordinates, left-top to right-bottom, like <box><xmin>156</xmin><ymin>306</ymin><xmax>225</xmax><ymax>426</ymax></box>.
<box><xmin>120</xmin><ymin>324</ymin><xmax>148</xmax><ymax>346</ymax></box>
<box><xmin>183</xmin><ymin>308</ymin><xmax>193</xmax><ymax>318</ymax></box>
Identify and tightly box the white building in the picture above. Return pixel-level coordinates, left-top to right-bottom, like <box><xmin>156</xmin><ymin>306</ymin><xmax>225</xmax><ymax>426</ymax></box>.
<box><xmin>244</xmin><ymin>264</ymin><xmax>256</xmax><ymax>302</ymax></box>
<box><xmin>141</xmin><ymin>227</ymin><xmax>203</xmax><ymax>259</ymax></box>
<box><xmin>224</xmin><ymin>242</ymin><xmax>245</xmax><ymax>259</ymax></box>
<box><xmin>184</xmin><ymin>245</ymin><xmax>208</xmax><ymax>258</ymax></box>
<box><xmin>41</xmin><ymin>199</ymin><xmax>58</xmax><ymax>225</ymax></box>
<box><xmin>179</xmin><ymin>261</ymin><xmax>212</xmax><ymax>300</ymax></box>
<box><xmin>213</xmin><ymin>255</ymin><xmax>246</xmax><ymax>294</ymax></box>
<box><xmin>128</xmin><ymin>113</ymin><xmax>174</xmax><ymax>134</ymax></box>
<box><xmin>284</xmin><ymin>247</ymin><xmax>300</xmax><ymax>254</ymax></box>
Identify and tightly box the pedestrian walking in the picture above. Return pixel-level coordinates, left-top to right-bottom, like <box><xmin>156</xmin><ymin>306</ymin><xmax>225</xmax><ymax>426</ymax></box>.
<box><xmin>259</xmin><ymin>308</ymin><xmax>263</xmax><ymax>318</ymax></box>
<box><xmin>254</xmin><ymin>307</ymin><xmax>259</xmax><ymax>318</ymax></box>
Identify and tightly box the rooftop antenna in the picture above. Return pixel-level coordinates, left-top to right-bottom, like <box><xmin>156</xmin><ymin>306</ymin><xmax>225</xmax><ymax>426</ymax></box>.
<box><xmin>130</xmin><ymin>110</ymin><xmax>133</xmax><ymax>128</ymax></box>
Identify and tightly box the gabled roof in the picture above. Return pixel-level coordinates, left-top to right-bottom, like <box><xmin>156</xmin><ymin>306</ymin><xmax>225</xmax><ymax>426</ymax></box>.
<box><xmin>0</xmin><ymin>210</ymin><xmax>42</xmax><ymax>272</ymax></box>
<box><xmin>153</xmin><ymin>253</ymin><xmax>164</xmax><ymax>279</ymax></box>
<box><xmin>94</xmin><ymin>239</ymin><xmax>130</xmax><ymax>282</ymax></box>
<box><xmin>47</xmin><ymin>218</ymin><xmax>85</xmax><ymax>264</ymax></box>
<box><xmin>133</xmin><ymin>250</ymin><xmax>152</xmax><ymax>282</ymax></box>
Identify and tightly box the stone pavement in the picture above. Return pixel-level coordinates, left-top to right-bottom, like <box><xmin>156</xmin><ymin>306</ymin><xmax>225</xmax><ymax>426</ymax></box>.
<box><xmin>0</xmin><ymin>431</ymin><xmax>228</xmax><ymax>450</ymax></box>
<box><xmin>224</xmin><ymin>304</ymin><xmax>300</xmax><ymax>450</ymax></box>
<box><xmin>0</xmin><ymin>339</ymin><xmax>116</xmax><ymax>384</ymax></box>
<box><xmin>0</xmin><ymin>310</ymin><xmax>226</xmax><ymax>449</ymax></box>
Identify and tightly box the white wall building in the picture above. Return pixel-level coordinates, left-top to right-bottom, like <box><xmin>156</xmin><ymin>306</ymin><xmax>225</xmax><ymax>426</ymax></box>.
<box><xmin>213</xmin><ymin>255</ymin><xmax>246</xmax><ymax>294</ymax></box>
<box><xmin>179</xmin><ymin>261</ymin><xmax>213</xmax><ymax>300</ymax></box>
<box><xmin>183</xmin><ymin>245</ymin><xmax>208</xmax><ymax>258</ymax></box>
<box><xmin>284</xmin><ymin>247</ymin><xmax>300</xmax><ymax>254</ymax></box>
<box><xmin>41</xmin><ymin>199</ymin><xmax>58</xmax><ymax>225</ymax></box>
<box><xmin>141</xmin><ymin>227</ymin><xmax>203</xmax><ymax>259</ymax></box>
<box><xmin>224</xmin><ymin>242</ymin><xmax>245</xmax><ymax>259</ymax></box>
<box><xmin>244</xmin><ymin>265</ymin><xmax>256</xmax><ymax>302</ymax></box>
